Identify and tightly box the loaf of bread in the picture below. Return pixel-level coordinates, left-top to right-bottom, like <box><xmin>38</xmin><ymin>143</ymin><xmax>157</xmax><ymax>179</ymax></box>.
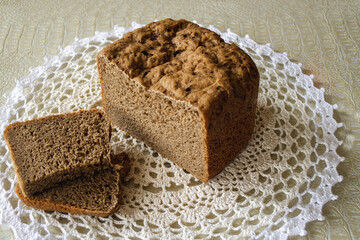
<box><xmin>97</xmin><ymin>19</ymin><xmax>260</xmax><ymax>182</ymax></box>
<box><xmin>16</xmin><ymin>153</ymin><xmax>130</xmax><ymax>217</ymax></box>
<box><xmin>4</xmin><ymin>109</ymin><xmax>112</xmax><ymax>196</ymax></box>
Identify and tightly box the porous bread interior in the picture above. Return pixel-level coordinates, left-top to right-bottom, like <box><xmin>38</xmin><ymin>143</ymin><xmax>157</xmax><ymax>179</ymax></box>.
<box><xmin>97</xmin><ymin>19</ymin><xmax>260</xmax><ymax>182</ymax></box>
<box><xmin>98</xmin><ymin>55</ymin><xmax>208</xmax><ymax>181</ymax></box>
<box><xmin>19</xmin><ymin>166</ymin><xmax>121</xmax><ymax>212</ymax></box>
<box><xmin>4</xmin><ymin>110</ymin><xmax>111</xmax><ymax>196</ymax></box>
<box><xmin>16</xmin><ymin>152</ymin><xmax>130</xmax><ymax>217</ymax></box>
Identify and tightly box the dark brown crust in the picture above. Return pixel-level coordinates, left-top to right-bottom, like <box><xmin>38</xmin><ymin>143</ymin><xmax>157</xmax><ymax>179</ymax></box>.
<box><xmin>16</xmin><ymin>184</ymin><xmax>120</xmax><ymax>217</ymax></box>
<box><xmin>15</xmin><ymin>153</ymin><xmax>132</xmax><ymax>217</ymax></box>
<box><xmin>3</xmin><ymin>109</ymin><xmax>111</xmax><ymax>196</ymax></box>
<box><xmin>99</xmin><ymin>19</ymin><xmax>259</xmax><ymax>112</ymax></box>
<box><xmin>4</xmin><ymin>109</ymin><xmax>104</xmax><ymax>134</ymax></box>
<box><xmin>97</xmin><ymin>19</ymin><xmax>259</xmax><ymax>182</ymax></box>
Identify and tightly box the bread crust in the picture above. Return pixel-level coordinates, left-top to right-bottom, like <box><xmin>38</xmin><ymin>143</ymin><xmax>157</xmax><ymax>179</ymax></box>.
<box><xmin>97</xmin><ymin>19</ymin><xmax>259</xmax><ymax>182</ymax></box>
<box><xmin>16</xmin><ymin>184</ymin><xmax>121</xmax><ymax>217</ymax></box>
<box><xmin>3</xmin><ymin>109</ymin><xmax>112</xmax><ymax>196</ymax></box>
<box><xmin>15</xmin><ymin>153</ymin><xmax>131</xmax><ymax>217</ymax></box>
<box><xmin>99</xmin><ymin>19</ymin><xmax>259</xmax><ymax>112</ymax></box>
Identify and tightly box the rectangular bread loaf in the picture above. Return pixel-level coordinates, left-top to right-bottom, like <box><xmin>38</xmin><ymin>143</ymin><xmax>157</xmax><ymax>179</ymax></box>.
<box><xmin>4</xmin><ymin>109</ymin><xmax>112</xmax><ymax>196</ymax></box>
<box><xmin>97</xmin><ymin>19</ymin><xmax>259</xmax><ymax>182</ymax></box>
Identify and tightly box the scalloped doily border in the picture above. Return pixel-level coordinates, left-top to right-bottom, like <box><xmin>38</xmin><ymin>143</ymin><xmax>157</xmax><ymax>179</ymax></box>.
<box><xmin>0</xmin><ymin>22</ymin><xmax>344</xmax><ymax>239</ymax></box>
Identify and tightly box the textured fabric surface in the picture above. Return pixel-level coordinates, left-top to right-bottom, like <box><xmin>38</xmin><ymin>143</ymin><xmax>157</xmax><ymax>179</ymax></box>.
<box><xmin>0</xmin><ymin>22</ymin><xmax>344</xmax><ymax>240</ymax></box>
<box><xmin>0</xmin><ymin>0</ymin><xmax>359</xmax><ymax>239</ymax></box>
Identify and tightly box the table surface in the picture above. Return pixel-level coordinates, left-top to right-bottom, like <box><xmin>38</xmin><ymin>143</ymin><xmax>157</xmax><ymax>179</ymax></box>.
<box><xmin>0</xmin><ymin>0</ymin><xmax>359</xmax><ymax>239</ymax></box>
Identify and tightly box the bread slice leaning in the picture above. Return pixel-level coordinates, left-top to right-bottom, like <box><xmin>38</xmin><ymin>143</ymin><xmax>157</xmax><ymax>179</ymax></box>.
<box><xmin>4</xmin><ymin>109</ymin><xmax>112</xmax><ymax>197</ymax></box>
<box><xmin>16</xmin><ymin>153</ymin><xmax>131</xmax><ymax>217</ymax></box>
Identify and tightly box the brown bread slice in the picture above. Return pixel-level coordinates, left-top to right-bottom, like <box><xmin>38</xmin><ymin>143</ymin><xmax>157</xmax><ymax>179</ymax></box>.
<box><xmin>4</xmin><ymin>109</ymin><xmax>111</xmax><ymax>196</ymax></box>
<box><xmin>97</xmin><ymin>18</ymin><xmax>260</xmax><ymax>182</ymax></box>
<box><xmin>16</xmin><ymin>153</ymin><xmax>131</xmax><ymax>217</ymax></box>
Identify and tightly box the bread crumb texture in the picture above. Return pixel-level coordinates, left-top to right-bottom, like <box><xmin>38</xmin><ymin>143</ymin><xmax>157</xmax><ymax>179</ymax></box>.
<box><xmin>4</xmin><ymin>109</ymin><xmax>111</xmax><ymax>196</ymax></box>
<box><xmin>98</xmin><ymin>19</ymin><xmax>259</xmax><ymax>181</ymax></box>
<box><xmin>102</xmin><ymin>18</ymin><xmax>259</xmax><ymax>111</ymax></box>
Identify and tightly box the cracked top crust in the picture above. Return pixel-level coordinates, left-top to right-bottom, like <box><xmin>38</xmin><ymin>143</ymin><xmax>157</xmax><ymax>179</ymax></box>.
<box><xmin>99</xmin><ymin>18</ymin><xmax>259</xmax><ymax>110</ymax></box>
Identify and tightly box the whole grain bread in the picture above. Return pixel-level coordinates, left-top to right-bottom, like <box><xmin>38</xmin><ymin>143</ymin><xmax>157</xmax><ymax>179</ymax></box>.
<box><xmin>4</xmin><ymin>109</ymin><xmax>112</xmax><ymax>196</ymax></box>
<box><xmin>16</xmin><ymin>152</ymin><xmax>131</xmax><ymax>217</ymax></box>
<box><xmin>97</xmin><ymin>19</ymin><xmax>260</xmax><ymax>182</ymax></box>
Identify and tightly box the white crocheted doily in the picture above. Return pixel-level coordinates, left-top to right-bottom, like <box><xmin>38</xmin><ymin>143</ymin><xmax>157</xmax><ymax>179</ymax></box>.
<box><xmin>0</xmin><ymin>22</ymin><xmax>344</xmax><ymax>240</ymax></box>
